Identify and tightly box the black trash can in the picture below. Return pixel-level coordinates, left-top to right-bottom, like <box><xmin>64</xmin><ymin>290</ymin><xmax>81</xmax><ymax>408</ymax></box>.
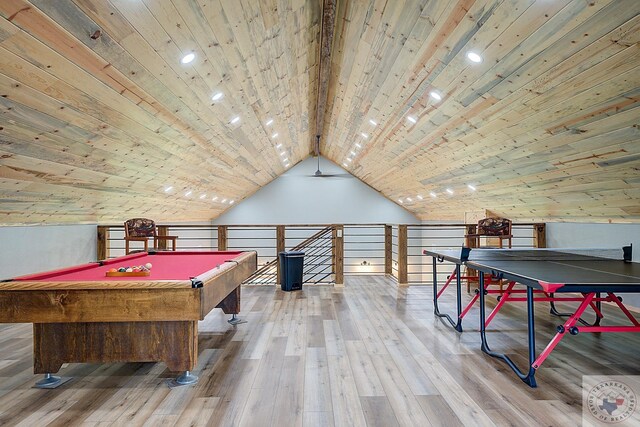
<box><xmin>279</xmin><ymin>251</ymin><xmax>305</xmax><ymax>291</ymax></box>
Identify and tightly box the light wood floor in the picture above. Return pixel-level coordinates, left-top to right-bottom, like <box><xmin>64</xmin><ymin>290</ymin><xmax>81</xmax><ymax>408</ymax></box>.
<box><xmin>1</xmin><ymin>275</ymin><xmax>639</xmax><ymax>426</ymax></box>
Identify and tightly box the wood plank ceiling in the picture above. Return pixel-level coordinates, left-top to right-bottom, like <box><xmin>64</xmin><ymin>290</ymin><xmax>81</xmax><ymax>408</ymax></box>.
<box><xmin>0</xmin><ymin>0</ymin><xmax>639</xmax><ymax>225</ymax></box>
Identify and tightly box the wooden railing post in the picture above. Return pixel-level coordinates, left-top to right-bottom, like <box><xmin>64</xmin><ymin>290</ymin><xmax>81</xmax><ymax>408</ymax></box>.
<box><xmin>398</xmin><ymin>225</ymin><xmax>408</xmax><ymax>285</ymax></box>
<box><xmin>533</xmin><ymin>223</ymin><xmax>546</xmax><ymax>248</ymax></box>
<box><xmin>217</xmin><ymin>226</ymin><xmax>227</xmax><ymax>250</ymax></box>
<box><xmin>465</xmin><ymin>224</ymin><xmax>477</xmax><ymax>248</ymax></box>
<box><xmin>97</xmin><ymin>226</ymin><xmax>109</xmax><ymax>261</ymax></box>
<box><xmin>384</xmin><ymin>225</ymin><xmax>392</xmax><ymax>275</ymax></box>
<box><xmin>157</xmin><ymin>225</ymin><xmax>168</xmax><ymax>250</ymax></box>
<box><xmin>334</xmin><ymin>225</ymin><xmax>344</xmax><ymax>286</ymax></box>
<box><xmin>276</xmin><ymin>225</ymin><xmax>285</xmax><ymax>285</ymax></box>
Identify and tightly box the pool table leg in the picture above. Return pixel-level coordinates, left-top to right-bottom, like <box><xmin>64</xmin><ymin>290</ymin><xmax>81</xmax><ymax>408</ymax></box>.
<box><xmin>34</xmin><ymin>373</ymin><xmax>71</xmax><ymax>389</ymax></box>
<box><xmin>33</xmin><ymin>321</ymin><xmax>198</xmax><ymax>381</ymax></box>
<box><xmin>175</xmin><ymin>370</ymin><xmax>198</xmax><ymax>385</ymax></box>
<box><xmin>216</xmin><ymin>286</ymin><xmax>245</xmax><ymax>325</ymax></box>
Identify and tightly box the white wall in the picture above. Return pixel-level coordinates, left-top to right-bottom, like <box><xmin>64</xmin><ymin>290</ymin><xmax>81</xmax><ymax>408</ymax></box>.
<box><xmin>0</xmin><ymin>225</ymin><xmax>96</xmax><ymax>279</ymax></box>
<box><xmin>214</xmin><ymin>156</ymin><xmax>418</xmax><ymax>225</ymax></box>
<box><xmin>546</xmin><ymin>223</ymin><xmax>640</xmax><ymax>261</ymax></box>
<box><xmin>547</xmin><ymin>222</ymin><xmax>640</xmax><ymax>308</ymax></box>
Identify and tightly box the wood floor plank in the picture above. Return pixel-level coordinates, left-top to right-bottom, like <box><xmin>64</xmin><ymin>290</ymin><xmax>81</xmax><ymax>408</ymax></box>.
<box><xmin>327</xmin><ymin>354</ymin><xmax>367</xmax><ymax>427</ymax></box>
<box><xmin>303</xmin><ymin>410</ymin><xmax>335</xmax><ymax>427</ymax></box>
<box><xmin>384</xmin><ymin>339</ymin><xmax>439</xmax><ymax>396</ymax></box>
<box><xmin>370</xmin><ymin>354</ymin><xmax>432</xmax><ymax>426</ymax></box>
<box><xmin>415</xmin><ymin>395</ymin><xmax>464</xmax><ymax>427</ymax></box>
<box><xmin>303</xmin><ymin>347</ymin><xmax>332</xmax><ymax>413</ymax></box>
<box><xmin>344</xmin><ymin>340</ymin><xmax>385</xmax><ymax>397</ymax></box>
<box><xmin>271</xmin><ymin>355</ymin><xmax>304</xmax><ymax>427</ymax></box>
<box><xmin>324</xmin><ymin>319</ymin><xmax>346</xmax><ymax>356</ymax></box>
<box><xmin>359</xmin><ymin>396</ymin><xmax>400</xmax><ymax>427</ymax></box>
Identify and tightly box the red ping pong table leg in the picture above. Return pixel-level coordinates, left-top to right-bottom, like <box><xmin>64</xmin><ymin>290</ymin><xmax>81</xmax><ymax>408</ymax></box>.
<box><xmin>485</xmin><ymin>281</ymin><xmax>516</xmax><ymax>327</ymax></box>
<box><xmin>608</xmin><ymin>293</ymin><xmax>640</xmax><ymax>326</ymax></box>
<box><xmin>532</xmin><ymin>293</ymin><xmax>595</xmax><ymax>369</ymax></box>
<box><xmin>436</xmin><ymin>269</ymin><xmax>456</xmax><ymax>299</ymax></box>
<box><xmin>459</xmin><ymin>275</ymin><xmax>495</xmax><ymax>320</ymax></box>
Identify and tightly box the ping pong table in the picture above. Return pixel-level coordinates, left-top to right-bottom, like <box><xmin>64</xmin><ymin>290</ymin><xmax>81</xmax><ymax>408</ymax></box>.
<box><xmin>423</xmin><ymin>246</ymin><xmax>640</xmax><ymax>387</ymax></box>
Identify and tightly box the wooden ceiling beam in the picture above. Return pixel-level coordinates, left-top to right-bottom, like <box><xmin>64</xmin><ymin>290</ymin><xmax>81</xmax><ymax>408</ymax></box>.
<box><xmin>314</xmin><ymin>0</ymin><xmax>337</xmax><ymax>149</ymax></box>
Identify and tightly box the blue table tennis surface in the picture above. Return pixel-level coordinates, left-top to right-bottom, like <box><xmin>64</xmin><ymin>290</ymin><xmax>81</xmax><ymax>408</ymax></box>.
<box><xmin>423</xmin><ymin>248</ymin><xmax>640</xmax><ymax>291</ymax></box>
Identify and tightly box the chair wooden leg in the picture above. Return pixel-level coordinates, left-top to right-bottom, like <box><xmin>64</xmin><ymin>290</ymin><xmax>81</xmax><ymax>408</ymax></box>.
<box><xmin>125</xmin><ymin>241</ymin><xmax>130</xmax><ymax>255</ymax></box>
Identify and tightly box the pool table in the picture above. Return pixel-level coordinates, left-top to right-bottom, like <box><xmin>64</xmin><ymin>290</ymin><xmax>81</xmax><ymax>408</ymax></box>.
<box><xmin>0</xmin><ymin>250</ymin><xmax>257</xmax><ymax>387</ymax></box>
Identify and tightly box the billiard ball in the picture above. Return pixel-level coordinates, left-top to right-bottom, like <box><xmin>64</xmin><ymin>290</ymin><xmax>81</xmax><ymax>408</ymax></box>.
<box><xmin>145</xmin><ymin>263</ymin><xmax>152</xmax><ymax>270</ymax></box>
<box><xmin>118</xmin><ymin>267</ymin><xmax>126</xmax><ymax>272</ymax></box>
<box><xmin>108</xmin><ymin>268</ymin><xmax>117</xmax><ymax>273</ymax></box>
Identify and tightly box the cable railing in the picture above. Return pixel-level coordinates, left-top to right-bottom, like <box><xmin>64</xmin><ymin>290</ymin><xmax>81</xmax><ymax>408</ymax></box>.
<box><xmin>243</xmin><ymin>226</ymin><xmax>335</xmax><ymax>285</ymax></box>
<box><xmin>408</xmin><ymin>223</ymin><xmax>542</xmax><ymax>285</ymax></box>
<box><xmin>344</xmin><ymin>225</ymin><xmax>386</xmax><ymax>276</ymax></box>
<box><xmin>96</xmin><ymin>222</ymin><xmax>546</xmax><ymax>287</ymax></box>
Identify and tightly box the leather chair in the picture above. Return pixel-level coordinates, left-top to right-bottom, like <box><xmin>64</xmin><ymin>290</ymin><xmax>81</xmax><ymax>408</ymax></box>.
<box><xmin>465</xmin><ymin>217</ymin><xmax>513</xmax><ymax>249</ymax></box>
<box><xmin>124</xmin><ymin>218</ymin><xmax>177</xmax><ymax>254</ymax></box>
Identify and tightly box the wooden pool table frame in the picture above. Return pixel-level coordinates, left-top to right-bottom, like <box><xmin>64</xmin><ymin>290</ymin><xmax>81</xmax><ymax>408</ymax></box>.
<box><xmin>0</xmin><ymin>251</ymin><xmax>257</xmax><ymax>386</ymax></box>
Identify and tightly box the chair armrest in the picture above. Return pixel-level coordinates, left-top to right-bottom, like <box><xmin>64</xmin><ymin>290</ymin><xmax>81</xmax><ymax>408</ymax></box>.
<box><xmin>155</xmin><ymin>236</ymin><xmax>178</xmax><ymax>240</ymax></box>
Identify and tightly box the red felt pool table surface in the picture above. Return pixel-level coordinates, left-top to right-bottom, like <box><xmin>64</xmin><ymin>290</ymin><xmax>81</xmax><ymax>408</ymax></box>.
<box><xmin>14</xmin><ymin>251</ymin><xmax>245</xmax><ymax>282</ymax></box>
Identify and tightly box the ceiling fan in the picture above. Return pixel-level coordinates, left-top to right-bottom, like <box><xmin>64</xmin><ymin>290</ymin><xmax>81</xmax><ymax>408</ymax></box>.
<box><xmin>311</xmin><ymin>135</ymin><xmax>352</xmax><ymax>178</ymax></box>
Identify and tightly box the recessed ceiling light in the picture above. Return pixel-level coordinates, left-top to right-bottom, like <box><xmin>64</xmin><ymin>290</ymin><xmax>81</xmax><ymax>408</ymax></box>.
<box><xmin>229</xmin><ymin>200</ymin><xmax>235</xmax><ymax>204</ymax></box>
<box><xmin>407</xmin><ymin>116</ymin><xmax>417</xmax><ymax>124</ymax></box>
<box><xmin>199</xmin><ymin>194</ymin><xmax>206</xmax><ymax>199</ymax></box>
<box><xmin>429</xmin><ymin>91</ymin><xmax>442</xmax><ymax>101</ymax></box>
<box><xmin>185</xmin><ymin>190</ymin><xmax>192</xmax><ymax>197</ymax></box>
<box><xmin>417</xmin><ymin>195</ymin><xmax>423</xmax><ymax>200</ymax></box>
<box><xmin>355</xmin><ymin>143</ymin><xmax>361</xmax><ymax>148</ymax></box>
<box><xmin>361</xmin><ymin>133</ymin><xmax>369</xmax><ymax>138</ymax></box>
<box><xmin>343</xmin><ymin>162</ymin><xmax>349</xmax><ymax>167</ymax></box>
<box><xmin>221</xmin><ymin>198</ymin><xmax>227</xmax><ymax>203</ymax></box>
<box><xmin>230</xmin><ymin>116</ymin><xmax>240</xmax><ymax>124</ymax></box>
<box><xmin>212</xmin><ymin>196</ymin><xmax>218</xmax><ymax>201</ymax></box>
<box><xmin>466</xmin><ymin>51</ymin><xmax>482</xmax><ymax>63</ymax></box>
<box><xmin>181</xmin><ymin>53</ymin><xmax>195</xmax><ymax>64</ymax></box>
<box><xmin>350</xmin><ymin>151</ymin><xmax>356</xmax><ymax>156</ymax></box>
<box><xmin>369</xmin><ymin>119</ymin><xmax>377</xmax><ymax>126</ymax></box>
<box><xmin>164</xmin><ymin>186</ymin><xmax>173</xmax><ymax>193</ymax></box>
<box><xmin>282</xmin><ymin>158</ymin><xmax>288</xmax><ymax>162</ymax></box>
<box><xmin>271</xmin><ymin>133</ymin><xmax>279</xmax><ymax>138</ymax></box>
<box><xmin>266</xmin><ymin>119</ymin><xmax>274</xmax><ymax>126</ymax></box>
<box><xmin>346</xmin><ymin>158</ymin><xmax>352</xmax><ymax>162</ymax></box>
<box><xmin>467</xmin><ymin>184</ymin><xmax>477</xmax><ymax>191</ymax></box>
<box><xmin>284</xmin><ymin>163</ymin><xmax>290</xmax><ymax>167</ymax></box>
<box><xmin>276</xmin><ymin>143</ymin><xmax>282</xmax><ymax>149</ymax></box>
<box><xmin>280</xmin><ymin>152</ymin><xmax>286</xmax><ymax>156</ymax></box>
<box><xmin>430</xmin><ymin>192</ymin><xmax>437</xmax><ymax>198</ymax></box>
<box><xmin>398</xmin><ymin>199</ymin><xmax>403</xmax><ymax>204</ymax></box>
<box><xmin>446</xmin><ymin>188</ymin><xmax>454</xmax><ymax>195</ymax></box>
<box><xmin>406</xmin><ymin>197</ymin><xmax>413</xmax><ymax>202</ymax></box>
<box><xmin>212</xmin><ymin>92</ymin><xmax>224</xmax><ymax>102</ymax></box>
